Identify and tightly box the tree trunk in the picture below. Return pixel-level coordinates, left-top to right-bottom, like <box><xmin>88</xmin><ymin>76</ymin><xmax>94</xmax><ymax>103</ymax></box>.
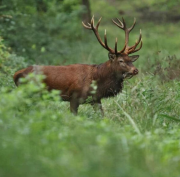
<box><xmin>36</xmin><ymin>0</ymin><xmax>47</xmax><ymax>13</ymax></box>
<box><xmin>82</xmin><ymin>0</ymin><xmax>91</xmax><ymax>22</ymax></box>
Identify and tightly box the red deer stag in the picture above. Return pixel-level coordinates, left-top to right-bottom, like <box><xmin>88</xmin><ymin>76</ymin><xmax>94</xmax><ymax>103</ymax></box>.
<box><xmin>13</xmin><ymin>16</ymin><xmax>142</xmax><ymax>115</ymax></box>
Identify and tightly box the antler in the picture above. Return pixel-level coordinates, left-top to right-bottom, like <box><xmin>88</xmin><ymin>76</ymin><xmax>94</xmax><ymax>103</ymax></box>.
<box><xmin>82</xmin><ymin>16</ymin><xmax>126</xmax><ymax>54</ymax></box>
<box><xmin>112</xmin><ymin>17</ymin><xmax>142</xmax><ymax>54</ymax></box>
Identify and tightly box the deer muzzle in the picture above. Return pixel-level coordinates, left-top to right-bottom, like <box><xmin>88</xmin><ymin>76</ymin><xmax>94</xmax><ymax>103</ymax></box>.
<box><xmin>132</xmin><ymin>68</ymin><xmax>138</xmax><ymax>75</ymax></box>
<box><xmin>122</xmin><ymin>67</ymin><xmax>139</xmax><ymax>79</ymax></box>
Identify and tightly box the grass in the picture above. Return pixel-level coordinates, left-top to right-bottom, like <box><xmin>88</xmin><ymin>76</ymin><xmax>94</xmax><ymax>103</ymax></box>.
<box><xmin>1</xmin><ymin>1</ymin><xmax>180</xmax><ymax>176</ymax></box>
<box><xmin>1</xmin><ymin>72</ymin><xmax>180</xmax><ymax>177</ymax></box>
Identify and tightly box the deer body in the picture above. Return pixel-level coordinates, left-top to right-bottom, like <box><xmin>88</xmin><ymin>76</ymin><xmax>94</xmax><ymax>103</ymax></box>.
<box><xmin>14</xmin><ymin>16</ymin><xmax>142</xmax><ymax>115</ymax></box>
<box><xmin>14</xmin><ymin>60</ymin><xmax>126</xmax><ymax>114</ymax></box>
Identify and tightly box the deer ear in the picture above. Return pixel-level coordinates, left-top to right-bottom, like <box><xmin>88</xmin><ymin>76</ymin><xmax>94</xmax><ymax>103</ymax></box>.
<box><xmin>129</xmin><ymin>55</ymin><xmax>139</xmax><ymax>62</ymax></box>
<box><xmin>108</xmin><ymin>53</ymin><xmax>116</xmax><ymax>61</ymax></box>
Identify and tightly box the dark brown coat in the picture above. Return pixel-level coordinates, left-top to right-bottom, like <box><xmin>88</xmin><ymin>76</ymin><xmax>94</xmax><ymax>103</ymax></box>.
<box><xmin>14</xmin><ymin>16</ymin><xmax>142</xmax><ymax>115</ymax></box>
<box><xmin>13</xmin><ymin>54</ymin><xmax>139</xmax><ymax>115</ymax></box>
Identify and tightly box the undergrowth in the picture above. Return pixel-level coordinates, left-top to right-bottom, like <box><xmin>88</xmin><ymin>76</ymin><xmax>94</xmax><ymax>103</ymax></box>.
<box><xmin>1</xmin><ymin>10</ymin><xmax>180</xmax><ymax>176</ymax></box>
<box><xmin>1</xmin><ymin>72</ymin><xmax>180</xmax><ymax>177</ymax></box>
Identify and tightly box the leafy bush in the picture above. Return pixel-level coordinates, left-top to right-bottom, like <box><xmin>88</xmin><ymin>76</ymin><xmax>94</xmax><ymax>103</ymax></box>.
<box><xmin>1</xmin><ymin>74</ymin><xmax>180</xmax><ymax>177</ymax></box>
<box><xmin>0</xmin><ymin>37</ymin><xmax>27</xmax><ymax>88</ymax></box>
<box><xmin>1</xmin><ymin>1</ymin><xmax>180</xmax><ymax>176</ymax></box>
<box><xmin>0</xmin><ymin>0</ymin><xmax>84</xmax><ymax>64</ymax></box>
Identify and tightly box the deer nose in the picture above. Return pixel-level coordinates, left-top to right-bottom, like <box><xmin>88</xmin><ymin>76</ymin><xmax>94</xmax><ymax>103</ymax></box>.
<box><xmin>133</xmin><ymin>68</ymin><xmax>138</xmax><ymax>75</ymax></box>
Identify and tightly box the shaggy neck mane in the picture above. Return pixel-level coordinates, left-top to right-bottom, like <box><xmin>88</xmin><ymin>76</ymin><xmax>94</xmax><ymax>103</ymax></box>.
<box><xmin>94</xmin><ymin>61</ymin><xmax>123</xmax><ymax>81</ymax></box>
<box><xmin>92</xmin><ymin>61</ymin><xmax>124</xmax><ymax>98</ymax></box>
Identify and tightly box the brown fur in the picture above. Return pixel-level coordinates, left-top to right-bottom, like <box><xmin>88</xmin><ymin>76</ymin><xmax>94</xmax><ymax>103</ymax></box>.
<box><xmin>13</xmin><ymin>16</ymin><xmax>143</xmax><ymax>115</ymax></box>
<box><xmin>13</xmin><ymin>67</ymin><xmax>34</xmax><ymax>86</ymax></box>
<box><xmin>13</xmin><ymin>53</ymin><xmax>139</xmax><ymax>115</ymax></box>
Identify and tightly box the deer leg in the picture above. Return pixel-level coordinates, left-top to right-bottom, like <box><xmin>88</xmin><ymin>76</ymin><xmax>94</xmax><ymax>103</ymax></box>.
<box><xmin>70</xmin><ymin>99</ymin><xmax>79</xmax><ymax>115</ymax></box>
<box><xmin>92</xmin><ymin>100</ymin><xmax>104</xmax><ymax>117</ymax></box>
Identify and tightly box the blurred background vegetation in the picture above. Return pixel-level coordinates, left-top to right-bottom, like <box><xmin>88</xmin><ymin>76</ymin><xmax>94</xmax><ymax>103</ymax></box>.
<box><xmin>1</xmin><ymin>0</ymin><xmax>180</xmax><ymax>177</ymax></box>
<box><xmin>1</xmin><ymin>0</ymin><xmax>180</xmax><ymax>65</ymax></box>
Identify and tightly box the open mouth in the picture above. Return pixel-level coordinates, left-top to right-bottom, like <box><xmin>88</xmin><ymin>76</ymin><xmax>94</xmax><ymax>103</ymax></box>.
<box><xmin>123</xmin><ymin>73</ymin><xmax>134</xmax><ymax>79</ymax></box>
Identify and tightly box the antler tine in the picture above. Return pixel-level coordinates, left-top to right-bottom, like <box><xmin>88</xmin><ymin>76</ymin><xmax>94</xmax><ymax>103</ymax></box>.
<box><xmin>114</xmin><ymin>38</ymin><xmax>127</xmax><ymax>54</ymax></box>
<box><xmin>112</xmin><ymin>17</ymin><xmax>129</xmax><ymax>54</ymax></box>
<box><xmin>82</xmin><ymin>15</ymin><xmax>95</xmax><ymax>29</ymax></box>
<box><xmin>82</xmin><ymin>16</ymin><xmax>142</xmax><ymax>55</ymax></box>
<box><xmin>122</xmin><ymin>17</ymin><xmax>126</xmax><ymax>29</ymax></box>
<box><xmin>82</xmin><ymin>21</ymin><xmax>91</xmax><ymax>29</ymax></box>
<box><xmin>96</xmin><ymin>17</ymin><xmax>102</xmax><ymax>29</ymax></box>
<box><xmin>118</xmin><ymin>43</ymin><xmax>126</xmax><ymax>53</ymax></box>
<box><xmin>112</xmin><ymin>18</ymin><xmax>124</xmax><ymax>29</ymax></box>
<box><xmin>82</xmin><ymin>16</ymin><xmax>115</xmax><ymax>53</ymax></box>
<box><xmin>128</xmin><ymin>29</ymin><xmax>142</xmax><ymax>52</ymax></box>
<box><xmin>90</xmin><ymin>15</ymin><xmax>95</xmax><ymax>28</ymax></box>
<box><xmin>117</xmin><ymin>18</ymin><xmax>124</xmax><ymax>28</ymax></box>
<box><xmin>115</xmin><ymin>38</ymin><xmax>118</xmax><ymax>54</ymax></box>
<box><xmin>104</xmin><ymin>29</ymin><xmax>108</xmax><ymax>47</ymax></box>
<box><xmin>134</xmin><ymin>40</ymin><xmax>143</xmax><ymax>52</ymax></box>
<box><xmin>113</xmin><ymin>17</ymin><xmax>135</xmax><ymax>32</ymax></box>
<box><xmin>129</xmin><ymin>40</ymin><xmax>143</xmax><ymax>54</ymax></box>
<box><xmin>112</xmin><ymin>17</ymin><xmax>142</xmax><ymax>54</ymax></box>
<box><xmin>104</xmin><ymin>29</ymin><xmax>114</xmax><ymax>53</ymax></box>
<box><xmin>128</xmin><ymin>18</ymin><xmax>136</xmax><ymax>32</ymax></box>
<box><xmin>112</xmin><ymin>17</ymin><xmax>132</xmax><ymax>54</ymax></box>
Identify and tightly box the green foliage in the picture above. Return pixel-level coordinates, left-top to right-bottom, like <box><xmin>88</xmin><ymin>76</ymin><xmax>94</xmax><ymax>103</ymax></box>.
<box><xmin>0</xmin><ymin>0</ymin><xmax>84</xmax><ymax>64</ymax></box>
<box><xmin>1</xmin><ymin>1</ymin><xmax>180</xmax><ymax>176</ymax></box>
<box><xmin>0</xmin><ymin>37</ymin><xmax>27</xmax><ymax>88</ymax></box>
<box><xmin>1</xmin><ymin>73</ymin><xmax>180</xmax><ymax>177</ymax></box>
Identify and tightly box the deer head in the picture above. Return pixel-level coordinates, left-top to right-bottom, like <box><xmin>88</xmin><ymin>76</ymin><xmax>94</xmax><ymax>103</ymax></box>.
<box><xmin>82</xmin><ymin>16</ymin><xmax>142</xmax><ymax>79</ymax></box>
